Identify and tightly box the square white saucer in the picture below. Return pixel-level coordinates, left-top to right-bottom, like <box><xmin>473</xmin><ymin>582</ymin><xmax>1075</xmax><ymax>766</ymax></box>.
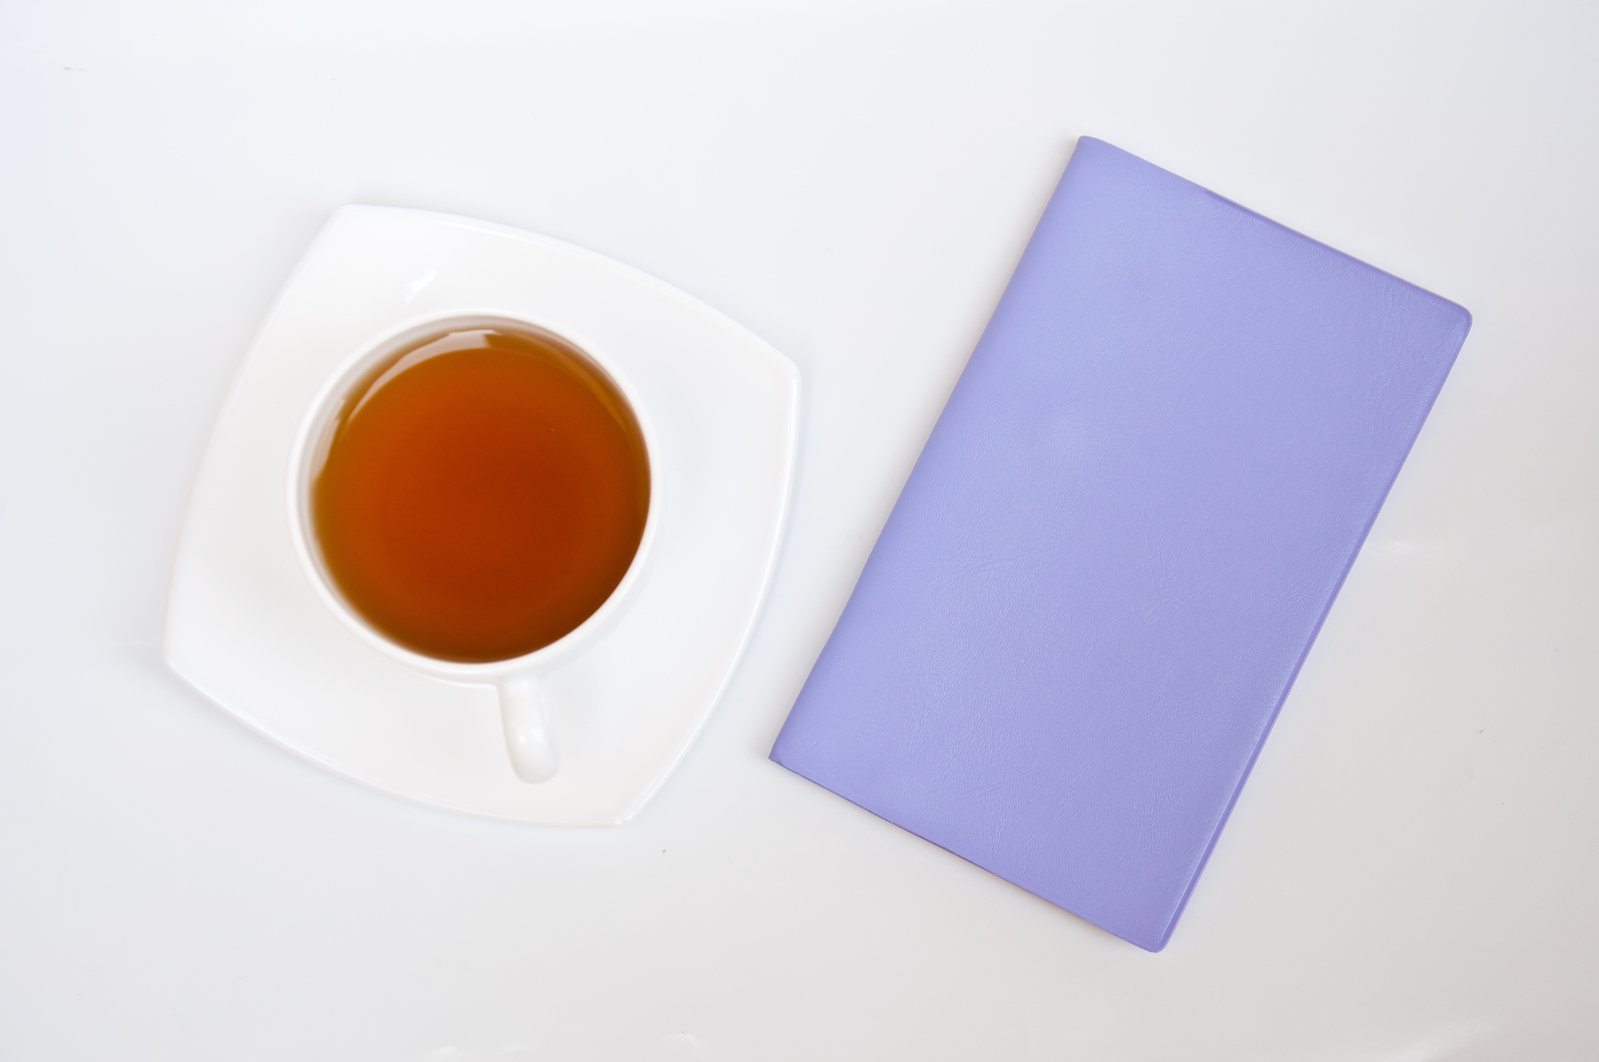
<box><xmin>165</xmin><ymin>206</ymin><xmax>799</xmax><ymax>825</ymax></box>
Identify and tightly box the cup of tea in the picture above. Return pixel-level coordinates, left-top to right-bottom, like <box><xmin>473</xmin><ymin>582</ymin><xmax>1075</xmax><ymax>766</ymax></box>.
<box><xmin>288</xmin><ymin>314</ymin><xmax>656</xmax><ymax>783</ymax></box>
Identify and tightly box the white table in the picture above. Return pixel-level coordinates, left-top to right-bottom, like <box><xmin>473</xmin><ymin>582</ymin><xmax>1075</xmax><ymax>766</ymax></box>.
<box><xmin>3</xmin><ymin>2</ymin><xmax>1595</xmax><ymax>1057</ymax></box>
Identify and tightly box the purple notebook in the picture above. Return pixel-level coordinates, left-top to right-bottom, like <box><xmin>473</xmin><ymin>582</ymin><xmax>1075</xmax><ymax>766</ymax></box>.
<box><xmin>771</xmin><ymin>138</ymin><xmax>1470</xmax><ymax>950</ymax></box>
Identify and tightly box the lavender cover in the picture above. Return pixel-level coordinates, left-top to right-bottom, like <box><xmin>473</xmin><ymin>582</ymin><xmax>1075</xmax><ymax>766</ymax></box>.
<box><xmin>771</xmin><ymin>138</ymin><xmax>1470</xmax><ymax>950</ymax></box>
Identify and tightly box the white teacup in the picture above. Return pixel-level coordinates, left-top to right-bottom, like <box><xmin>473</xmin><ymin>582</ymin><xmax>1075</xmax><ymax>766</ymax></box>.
<box><xmin>286</xmin><ymin>313</ymin><xmax>659</xmax><ymax>784</ymax></box>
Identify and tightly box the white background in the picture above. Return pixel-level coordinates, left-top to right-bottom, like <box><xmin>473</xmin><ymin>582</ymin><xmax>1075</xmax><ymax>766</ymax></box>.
<box><xmin>3</xmin><ymin>1</ymin><xmax>1596</xmax><ymax>1058</ymax></box>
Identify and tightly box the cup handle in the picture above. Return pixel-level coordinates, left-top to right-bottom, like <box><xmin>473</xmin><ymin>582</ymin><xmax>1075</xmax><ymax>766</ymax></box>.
<box><xmin>499</xmin><ymin>675</ymin><xmax>558</xmax><ymax>783</ymax></box>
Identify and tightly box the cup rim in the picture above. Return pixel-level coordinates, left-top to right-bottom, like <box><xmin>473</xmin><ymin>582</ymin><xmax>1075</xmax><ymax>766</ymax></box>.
<box><xmin>285</xmin><ymin>309</ymin><xmax>660</xmax><ymax>683</ymax></box>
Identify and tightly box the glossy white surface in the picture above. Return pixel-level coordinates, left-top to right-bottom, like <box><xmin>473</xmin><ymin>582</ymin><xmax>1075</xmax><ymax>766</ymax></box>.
<box><xmin>2</xmin><ymin>1</ymin><xmax>1596</xmax><ymax>1058</ymax></box>
<box><xmin>167</xmin><ymin>208</ymin><xmax>798</xmax><ymax>819</ymax></box>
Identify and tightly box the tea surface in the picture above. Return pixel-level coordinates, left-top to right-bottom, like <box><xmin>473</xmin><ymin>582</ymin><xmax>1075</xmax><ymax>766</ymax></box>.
<box><xmin>311</xmin><ymin>326</ymin><xmax>650</xmax><ymax>663</ymax></box>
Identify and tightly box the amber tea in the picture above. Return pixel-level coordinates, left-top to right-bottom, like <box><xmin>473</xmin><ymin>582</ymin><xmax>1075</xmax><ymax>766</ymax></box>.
<box><xmin>309</xmin><ymin>324</ymin><xmax>650</xmax><ymax>663</ymax></box>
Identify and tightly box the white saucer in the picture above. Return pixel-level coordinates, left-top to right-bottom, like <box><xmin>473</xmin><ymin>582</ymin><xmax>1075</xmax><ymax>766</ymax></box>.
<box><xmin>165</xmin><ymin>206</ymin><xmax>799</xmax><ymax>825</ymax></box>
